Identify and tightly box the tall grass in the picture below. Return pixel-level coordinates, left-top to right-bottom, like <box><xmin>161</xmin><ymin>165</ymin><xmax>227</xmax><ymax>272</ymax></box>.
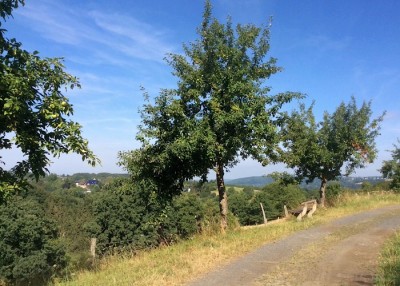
<box><xmin>376</xmin><ymin>231</ymin><xmax>400</xmax><ymax>285</ymax></box>
<box><xmin>56</xmin><ymin>191</ymin><xmax>400</xmax><ymax>286</ymax></box>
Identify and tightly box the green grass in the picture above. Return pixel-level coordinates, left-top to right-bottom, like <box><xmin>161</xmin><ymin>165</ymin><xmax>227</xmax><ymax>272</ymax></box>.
<box><xmin>376</xmin><ymin>231</ymin><xmax>400</xmax><ymax>285</ymax></box>
<box><xmin>56</xmin><ymin>191</ymin><xmax>400</xmax><ymax>286</ymax></box>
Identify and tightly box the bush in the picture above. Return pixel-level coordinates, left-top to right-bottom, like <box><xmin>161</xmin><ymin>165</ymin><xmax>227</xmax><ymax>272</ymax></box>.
<box><xmin>229</xmin><ymin>190</ymin><xmax>253</xmax><ymax>225</ymax></box>
<box><xmin>326</xmin><ymin>182</ymin><xmax>344</xmax><ymax>206</ymax></box>
<box><xmin>169</xmin><ymin>193</ymin><xmax>204</xmax><ymax>239</ymax></box>
<box><xmin>361</xmin><ymin>181</ymin><xmax>373</xmax><ymax>192</ymax></box>
<box><xmin>0</xmin><ymin>196</ymin><xmax>67</xmax><ymax>285</ymax></box>
<box><xmin>198</xmin><ymin>197</ymin><xmax>239</xmax><ymax>234</ymax></box>
<box><xmin>89</xmin><ymin>179</ymin><xmax>211</xmax><ymax>256</ymax></box>
<box><xmin>242</xmin><ymin>187</ymin><xmax>255</xmax><ymax>198</ymax></box>
<box><xmin>259</xmin><ymin>183</ymin><xmax>306</xmax><ymax>219</ymax></box>
<box><xmin>45</xmin><ymin>189</ymin><xmax>95</xmax><ymax>271</ymax></box>
<box><xmin>374</xmin><ymin>180</ymin><xmax>391</xmax><ymax>192</ymax></box>
<box><xmin>88</xmin><ymin>179</ymin><xmax>162</xmax><ymax>255</ymax></box>
<box><xmin>228</xmin><ymin>183</ymin><xmax>306</xmax><ymax>226</ymax></box>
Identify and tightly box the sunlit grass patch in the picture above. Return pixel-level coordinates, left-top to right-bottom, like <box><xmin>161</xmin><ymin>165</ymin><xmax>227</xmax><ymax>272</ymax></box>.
<box><xmin>376</xmin><ymin>231</ymin><xmax>400</xmax><ymax>286</ymax></box>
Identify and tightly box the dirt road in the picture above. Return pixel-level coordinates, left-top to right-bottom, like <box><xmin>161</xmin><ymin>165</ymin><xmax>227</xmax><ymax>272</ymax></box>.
<box><xmin>188</xmin><ymin>205</ymin><xmax>400</xmax><ymax>286</ymax></box>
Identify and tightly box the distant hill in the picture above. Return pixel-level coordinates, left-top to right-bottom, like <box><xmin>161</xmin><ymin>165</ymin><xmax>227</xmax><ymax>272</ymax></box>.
<box><xmin>56</xmin><ymin>173</ymin><xmax>385</xmax><ymax>190</ymax></box>
<box><xmin>225</xmin><ymin>175</ymin><xmax>385</xmax><ymax>189</ymax></box>
<box><xmin>225</xmin><ymin>176</ymin><xmax>274</xmax><ymax>187</ymax></box>
<box><xmin>59</xmin><ymin>173</ymin><xmax>129</xmax><ymax>182</ymax></box>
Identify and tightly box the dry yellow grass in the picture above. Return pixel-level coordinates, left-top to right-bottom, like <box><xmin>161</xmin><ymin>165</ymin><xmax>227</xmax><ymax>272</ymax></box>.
<box><xmin>56</xmin><ymin>191</ymin><xmax>400</xmax><ymax>286</ymax></box>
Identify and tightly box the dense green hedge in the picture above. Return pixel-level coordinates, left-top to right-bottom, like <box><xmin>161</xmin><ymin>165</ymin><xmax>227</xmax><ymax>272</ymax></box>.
<box><xmin>0</xmin><ymin>195</ymin><xmax>67</xmax><ymax>285</ymax></box>
<box><xmin>88</xmin><ymin>178</ymin><xmax>211</xmax><ymax>256</ymax></box>
<box><xmin>229</xmin><ymin>183</ymin><xmax>306</xmax><ymax>225</ymax></box>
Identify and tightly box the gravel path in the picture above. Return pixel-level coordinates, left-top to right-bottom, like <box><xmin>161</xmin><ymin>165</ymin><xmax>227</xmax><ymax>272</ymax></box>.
<box><xmin>188</xmin><ymin>205</ymin><xmax>400</xmax><ymax>286</ymax></box>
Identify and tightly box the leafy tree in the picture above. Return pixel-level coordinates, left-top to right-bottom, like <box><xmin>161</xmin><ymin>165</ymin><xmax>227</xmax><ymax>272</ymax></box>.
<box><xmin>120</xmin><ymin>0</ymin><xmax>301</xmax><ymax>230</ymax></box>
<box><xmin>380</xmin><ymin>140</ymin><xmax>400</xmax><ymax>191</ymax></box>
<box><xmin>0</xmin><ymin>195</ymin><xmax>67</xmax><ymax>285</ymax></box>
<box><xmin>280</xmin><ymin>97</ymin><xmax>384</xmax><ymax>206</ymax></box>
<box><xmin>269</xmin><ymin>171</ymin><xmax>300</xmax><ymax>186</ymax></box>
<box><xmin>0</xmin><ymin>0</ymin><xmax>99</xmax><ymax>202</ymax></box>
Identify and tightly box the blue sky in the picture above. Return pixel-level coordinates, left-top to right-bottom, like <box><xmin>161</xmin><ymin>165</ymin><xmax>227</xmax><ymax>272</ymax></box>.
<box><xmin>4</xmin><ymin>0</ymin><xmax>400</xmax><ymax>179</ymax></box>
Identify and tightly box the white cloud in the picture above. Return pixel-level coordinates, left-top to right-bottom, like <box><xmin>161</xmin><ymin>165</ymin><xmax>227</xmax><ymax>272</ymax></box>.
<box><xmin>16</xmin><ymin>1</ymin><xmax>87</xmax><ymax>45</ymax></box>
<box><xmin>16</xmin><ymin>0</ymin><xmax>176</xmax><ymax>63</ymax></box>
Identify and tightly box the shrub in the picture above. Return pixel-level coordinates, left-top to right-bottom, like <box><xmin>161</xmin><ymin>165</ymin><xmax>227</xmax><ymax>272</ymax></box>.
<box><xmin>45</xmin><ymin>189</ymin><xmax>95</xmax><ymax>271</ymax></box>
<box><xmin>374</xmin><ymin>180</ymin><xmax>391</xmax><ymax>192</ymax></box>
<box><xmin>89</xmin><ymin>179</ymin><xmax>212</xmax><ymax>256</ymax></box>
<box><xmin>229</xmin><ymin>190</ymin><xmax>252</xmax><ymax>225</ymax></box>
<box><xmin>88</xmin><ymin>179</ymin><xmax>162</xmax><ymax>255</ymax></box>
<box><xmin>0</xmin><ymin>196</ymin><xmax>67</xmax><ymax>285</ymax></box>
<box><xmin>361</xmin><ymin>181</ymin><xmax>373</xmax><ymax>192</ymax></box>
<box><xmin>228</xmin><ymin>183</ymin><xmax>306</xmax><ymax>226</ymax></box>
<box><xmin>169</xmin><ymin>193</ymin><xmax>204</xmax><ymax>239</ymax></box>
<box><xmin>259</xmin><ymin>183</ymin><xmax>306</xmax><ymax>219</ymax></box>
<box><xmin>326</xmin><ymin>182</ymin><xmax>344</xmax><ymax>206</ymax></box>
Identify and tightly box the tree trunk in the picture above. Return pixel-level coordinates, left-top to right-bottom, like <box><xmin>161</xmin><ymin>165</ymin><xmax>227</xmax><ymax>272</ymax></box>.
<box><xmin>319</xmin><ymin>177</ymin><xmax>327</xmax><ymax>207</ymax></box>
<box><xmin>216</xmin><ymin>162</ymin><xmax>228</xmax><ymax>232</ymax></box>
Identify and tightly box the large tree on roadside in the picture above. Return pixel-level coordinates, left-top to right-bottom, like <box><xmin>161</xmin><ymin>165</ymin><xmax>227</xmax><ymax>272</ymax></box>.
<box><xmin>280</xmin><ymin>97</ymin><xmax>384</xmax><ymax>207</ymax></box>
<box><xmin>120</xmin><ymin>1</ymin><xmax>301</xmax><ymax>230</ymax></box>
<box><xmin>380</xmin><ymin>140</ymin><xmax>400</xmax><ymax>191</ymax></box>
<box><xmin>0</xmin><ymin>1</ymin><xmax>99</xmax><ymax>202</ymax></box>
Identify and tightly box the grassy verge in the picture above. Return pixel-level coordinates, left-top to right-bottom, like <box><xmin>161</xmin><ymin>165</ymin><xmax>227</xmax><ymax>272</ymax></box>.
<box><xmin>376</xmin><ymin>231</ymin><xmax>400</xmax><ymax>285</ymax></box>
<box><xmin>57</xmin><ymin>192</ymin><xmax>400</xmax><ymax>286</ymax></box>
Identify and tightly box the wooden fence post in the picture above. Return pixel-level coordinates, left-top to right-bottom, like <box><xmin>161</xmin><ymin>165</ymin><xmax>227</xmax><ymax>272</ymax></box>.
<box><xmin>260</xmin><ymin>203</ymin><xmax>267</xmax><ymax>224</ymax></box>
<box><xmin>284</xmin><ymin>205</ymin><xmax>289</xmax><ymax>218</ymax></box>
<box><xmin>297</xmin><ymin>204</ymin><xmax>308</xmax><ymax>221</ymax></box>
<box><xmin>90</xmin><ymin>238</ymin><xmax>97</xmax><ymax>260</ymax></box>
<box><xmin>307</xmin><ymin>200</ymin><xmax>317</xmax><ymax>218</ymax></box>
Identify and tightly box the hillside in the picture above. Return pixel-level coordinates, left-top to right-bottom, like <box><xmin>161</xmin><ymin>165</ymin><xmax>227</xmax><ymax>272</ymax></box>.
<box><xmin>225</xmin><ymin>176</ymin><xmax>274</xmax><ymax>187</ymax></box>
<box><xmin>225</xmin><ymin>175</ymin><xmax>385</xmax><ymax>189</ymax></box>
<box><xmin>56</xmin><ymin>173</ymin><xmax>385</xmax><ymax>190</ymax></box>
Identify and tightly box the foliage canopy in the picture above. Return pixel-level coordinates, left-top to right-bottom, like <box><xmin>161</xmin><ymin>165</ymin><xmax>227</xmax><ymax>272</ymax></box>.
<box><xmin>380</xmin><ymin>140</ymin><xmax>400</xmax><ymax>191</ymax></box>
<box><xmin>0</xmin><ymin>194</ymin><xmax>67</xmax><ymax>285</ymax></box>
<box><xmin>280</xmin><ymin>97</ymin><xmax>384</xmax><ymax>206</ymax></box>
<box><xmin>0</xmin><ymin>0</ymin><xmax>99</xmax><ymax>202</ymax></box>
<box><xmin>120</xmin><ymin>0</ymin><xmax>301</xmax><ymax>229</ymax></box>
